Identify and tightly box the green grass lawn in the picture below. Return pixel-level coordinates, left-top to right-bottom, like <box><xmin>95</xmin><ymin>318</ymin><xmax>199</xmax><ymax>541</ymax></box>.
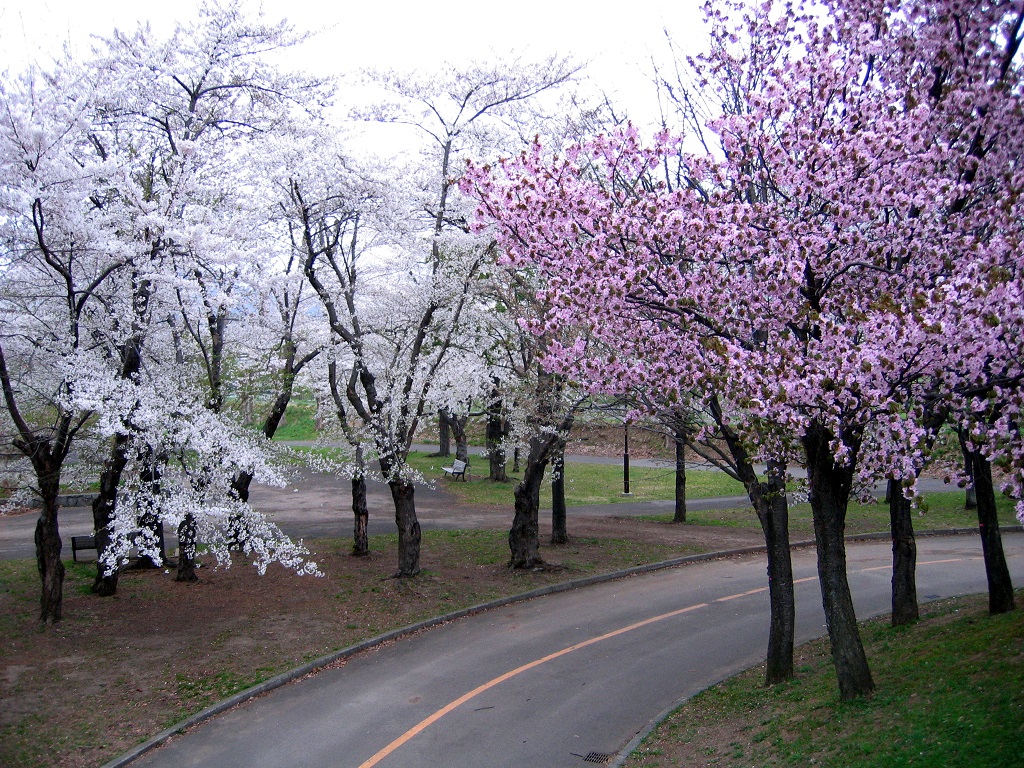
<box><xmin>294</xmin><ymin>447</ymin><xmax>1020</xmax><ymax>536</ymax></box>
<box><xmin>270</xmin><ymin>400</ymin><xmax>319</xmax><ymax>441</ymax></box>
<box><xmin>626</xmin><ymin>591</ymin><xmax>1024</xmax><ymax>768</ymax></box>
<box><xmin>406</xmin><ymin>451</ymin><xmax>747</xmax><ymax>508</ymax></box>
<box><xmin>639</xmin><ymin>490</ymin><xmax>1019</xmax><ymax>535</ymax></box>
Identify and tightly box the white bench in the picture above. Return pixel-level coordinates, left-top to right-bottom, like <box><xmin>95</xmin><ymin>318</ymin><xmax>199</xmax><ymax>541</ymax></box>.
<box><xmin>442</xmin><ymin>459</ymin><xmax>469</xmax><ymax>481</ymax></box>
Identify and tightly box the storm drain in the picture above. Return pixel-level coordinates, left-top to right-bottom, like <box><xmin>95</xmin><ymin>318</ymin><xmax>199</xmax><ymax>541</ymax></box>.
<box><xmin>583</xmin><ymin>752</ymin><xmax>614</xmax><ymax>764</ymax></box>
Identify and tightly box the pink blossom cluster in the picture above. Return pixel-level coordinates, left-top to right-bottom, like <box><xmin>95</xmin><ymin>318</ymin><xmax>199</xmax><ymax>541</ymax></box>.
<box><xmin>464</xmin><ymin>0</ymin><xmax>1024</xmax><ymax>518</ymax></box>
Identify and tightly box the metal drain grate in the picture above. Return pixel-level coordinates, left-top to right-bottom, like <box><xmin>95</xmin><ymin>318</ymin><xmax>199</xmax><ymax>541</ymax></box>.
<box><xmin>583</xmin><ymin>752</ymin><xmax>614</xmax><ymax>764</ymax></box>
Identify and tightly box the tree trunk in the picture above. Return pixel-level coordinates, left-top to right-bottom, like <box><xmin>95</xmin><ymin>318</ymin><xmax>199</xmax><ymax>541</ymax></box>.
<box><xmin>550</xmin><ymin>443</ymin><xmax>567</xmax><ymax>545</ymax></box>
<box><xmin>486</xmin><ymin>386</ymin><xmax>508</xmax><ymax>482</ymax></box>
<box><xmin>231</xmin><ymin>470</ymin><xmax>255</xmax><ymax>505</ymax></box>
<box><xmin>888</xmin><ymin>478</ymin><xmax>919</xmax><ymax>626</ymax></box>
<box><xmin>510</xmin><ymin>440</ymin><xmax>549</xmax><ymax>569</ymax></box>
<box><xmin>723</xmin><ymin>431</ymin><xmax>794</xmax><ymax>683</ymax></box>
<box><xmin>447</xmin><ymin>412</ymin><xmax>469</xmax><ymax>463</ymax></box>
<box><xmin>91</xmin><ymin>434</ymin><xmax>132</xmax><ymax>596</ymax></box>
<box><xmin>134</xmin><ymin>451</ymin><xmax>168</xmax><ymax>568</ymax></box>
<box><xmin>175</xmin><ymin>513</ymin><xmax>199</xmax><ymax>583</ymax></box>
<box><xmin>230</xmin><ymin>386</ymin><xmax>295</xmax><ymax>521</ymax></box>
<box><xmin>35</xmin><ymin>469</ymin><xmax>64</xmax><ymax>625</ymax></box>
<box><xmin>965</xmin><ymin>478</ymin><xmax>978</xmax><ymax>510</ymax></box>
<box><xmin>958</xmin><ymin>431</ymin><xmax>977</xmax><ymax>510</ymax></box>
<box><xmin>673</xmin><ymin>430</ymin><xmax>687</xmax><ymax>523</ymax></box>
<box><xmin>388</xmin><ymin>478</ymin><xmax>421</xmax><ymax>577</ymax></box>
<box><xmin>132</xmin><ymin>519</ymin><xmax>167</xmax><ymax>569</ymax></box>
<box><xmin>92</xmin><ymin>282</ymin><xmax>150</xmax><ymax>591</ymax></box>
<box><xmin>969</xmin><ymin>450</ymin><xmax>1015</xmax><ymax>614</ymax></box>
<box><xmin>512</xmin><ymin>447</ymin><xmax>521</xmax><ymax>473</ymax></box>
<box><xmin>803</xmin><ymin>424</ymin><xmax>874</xmax><ymax>700</ymax></box>
<box><xmin>756</xmin><ymin>463</ymin><xmax>794</xmax><ymax>686</ymax></box>
<box><xmin>352</xmin><ymin>474</ymin><xmax>369</xmax><ymax>557</ymax></box>
<box><xmin>437</xmin><ymin>411</ymin><xmax>451</xmax><ymax>458</ymax></box>
<box><xmin>710</xmin><ymin>396</ymin><xmax>795</xmax><ymax>685</ymax></box>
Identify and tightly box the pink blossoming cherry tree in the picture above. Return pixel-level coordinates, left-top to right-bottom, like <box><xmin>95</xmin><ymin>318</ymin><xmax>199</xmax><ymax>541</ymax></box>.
<box><xmin>465</xmin><ymin>0</ymin><xmax>1024</xmax><ymax>699</ymax></box>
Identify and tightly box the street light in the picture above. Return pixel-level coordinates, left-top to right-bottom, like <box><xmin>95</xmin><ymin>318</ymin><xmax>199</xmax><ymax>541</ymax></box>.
<box><xmin>622</xmin><ymin>421</ymin><xmax>632</xmax><ymax>496</ymax></box>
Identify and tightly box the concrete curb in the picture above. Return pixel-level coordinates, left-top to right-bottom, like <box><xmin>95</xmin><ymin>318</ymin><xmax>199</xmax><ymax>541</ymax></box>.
<box><xmin>102</xmin><ymin>526</ymin><xmax>1022</xmax><ymax>768</ymax></box>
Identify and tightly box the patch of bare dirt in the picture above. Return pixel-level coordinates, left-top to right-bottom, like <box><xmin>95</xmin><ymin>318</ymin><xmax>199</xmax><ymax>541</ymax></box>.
<box><xmin>568</xmin><ymin>424</ymin><xmax>678</xmax><ymax>460</ymax></box>
<box><xmin>570</xmin><ymin>515</ymin><xmax>765</xmax><ymax>552</ymax></box>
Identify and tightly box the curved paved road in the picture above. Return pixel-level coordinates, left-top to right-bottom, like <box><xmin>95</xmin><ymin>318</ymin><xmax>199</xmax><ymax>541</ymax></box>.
<box><xmin>127</xmin><ymin>532</ymin><xmax>1023</xmax><ymax>768</ymax></box>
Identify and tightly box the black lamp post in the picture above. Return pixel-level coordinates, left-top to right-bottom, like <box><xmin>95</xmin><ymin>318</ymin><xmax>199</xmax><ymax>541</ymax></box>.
<box><xmin>623</xmin><ymin>421</ymin><xmax>631</xmax><ymax>495</ymax></box>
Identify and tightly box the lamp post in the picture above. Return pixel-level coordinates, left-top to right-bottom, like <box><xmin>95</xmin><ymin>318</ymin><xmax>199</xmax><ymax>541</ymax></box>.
<box><xmin>622</xmin><ymin>421</ymin><xmax>632</xmax><ymax>496</ymax></box>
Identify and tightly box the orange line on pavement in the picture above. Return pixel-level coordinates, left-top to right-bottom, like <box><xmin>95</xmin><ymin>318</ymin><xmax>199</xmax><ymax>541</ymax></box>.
<box><xmin>356</xmin><ymin>601</ymin><xmax>710</xmax><ymax>768</ymax></box>
<box><xmin>360</xmin><ymin>546</ymin><xmax>1000</xmax><ymax>766</ymax></box>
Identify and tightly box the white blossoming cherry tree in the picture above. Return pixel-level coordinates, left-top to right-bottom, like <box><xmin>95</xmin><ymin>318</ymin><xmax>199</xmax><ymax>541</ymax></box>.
<box><xmin>287</xmin><ymin>57</ymin><xmax>581</xmax><ymax>577</ymax></box>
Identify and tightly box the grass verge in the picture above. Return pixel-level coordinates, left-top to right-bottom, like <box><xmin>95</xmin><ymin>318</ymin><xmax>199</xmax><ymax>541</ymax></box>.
<box><xmin>406</xmin><ymin>451</ymin><xmax>747</xmax><ymax>507</ymax></box>
<box><xmin>624</xmin><ymin>590</ymin><xmax>1024</xmax><ymax>768</ymax></box>
<box><xmin>640</xmin><ymin>490</ymin><xmax>1020</xmax><ymax>535</ymax></box>
<box><xmin>269</xmin><ymin>400</ymin><xmax>319</xmax><ymax>442</ymax></box>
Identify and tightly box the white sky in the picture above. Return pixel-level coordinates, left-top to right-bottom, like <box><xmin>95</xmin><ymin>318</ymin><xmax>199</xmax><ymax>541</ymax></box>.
<box><xmin>0</xmin><ymin>0</ymin><xmax>708</xmax><ymax>128</ymax></box>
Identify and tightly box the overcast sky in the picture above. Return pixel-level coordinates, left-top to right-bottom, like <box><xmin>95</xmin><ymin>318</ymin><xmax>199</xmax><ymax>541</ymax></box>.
<box><xmin>0</xmin><ymin>0</ymin><xmax>707</xmax><ymax>127</ymax></box>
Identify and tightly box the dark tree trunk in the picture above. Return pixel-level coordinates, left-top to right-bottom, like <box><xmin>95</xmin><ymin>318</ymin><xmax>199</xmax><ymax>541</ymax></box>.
<box><xmin>447</xmin><ymin>411</ymin><xmax>469</xmax><ymax>463</ymax></box>
<box><xmin>388</xmin><ymin>478</ymin><xmax>421</xmax><ymax>577</ymax></box>
<box><xmin>132</xmin><ymin>519</ymin><xmax>167</xmax><ymax>569</ymax></box>
<box><xmin>888</xmin><ymin>479</ymin><xmax>919</xmax><ymax>626</ymax></box>
<box><xmin>134</xmin><ymin>451</ymin><xmax>168</xmax><ymax>568</ymax></box>
<box><xmin>175</xmin><ymin>513</ymin><xmax>199</xmax><ymax>583</ymax></box>
<box><xmin>92</xmin><ymin>315</ymin><xmax>148</xmax><ymax>591</ymax></box>
<box><xmin>673</xmin><ymin>430</ymin><xmax>687</xmax><ymax>523</ymax></box>
<box><xmin>716</xmin><ymin>405</ymin><xmax>794</xmax><ymax>686</ymax></box>
<box><xmin>35</xmin><ymin>468</ymin><xmax>64</xmax><ymax>625</ymax></box>
<box><xmin>550</xmin><ymin>443</ymin><xmax>567</xmax><ymax>545</ymax></box>
<box><xmin>755</xmin><ymin>462</ymin><xmax>794</xmax><ymax>686</ymax></box>
<box><xmin>230</xmin><ymin>386</ymin><xmax>295</xmax><ymax>520</ymax></box>
<box><xmin>91</xmin><ymin>434</ymin><xmax>132</xmax><ymax>596</ymax></box>
<box><xmin>231</xmin><ymin>470</ymin><xmax>255</xmax><ymax>505</ymax></box>
<box><xmin>352</xmin><ymin>474</ymin><xmax>369</xmax><ymax>557</ymax></box>
<box><xmin>969</xmin><ymin>450</ymin><xmax>1015</xmax><ymax>614</ymax></box>
<box><xmin>803</xmin><ymin>424</ymin><xmax>874</xmax><ymax>700</ymax></box>
<box><xmin>512</xmin><ymin>447</ymin><xmax>521</xmax><ymax>473</ymax></box>
<box><xmin>486</xmin><ymin>386</ymin><xmax>508</xmax><ymax>482</ymax></box>
<box><xmin>959</xmin><ymin>430</ymin><xmax>977</xmax><ymax>510</ymax></box>
<box><xmin>437</xmin><ymin>411</ymin><xmax>451</xmax><ymax>458</ymax></box>
<box><xmin>511</xmin><ymin>444</ymin><xmax>548</xmax><ymax>569</ymax></box>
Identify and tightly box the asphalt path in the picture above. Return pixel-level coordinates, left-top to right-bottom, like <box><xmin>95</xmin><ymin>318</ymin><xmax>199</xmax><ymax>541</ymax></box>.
<box><xmin>123</xmin><ymin>532</ymin><xmax>1023</xmax><ymax>768</ymax></box>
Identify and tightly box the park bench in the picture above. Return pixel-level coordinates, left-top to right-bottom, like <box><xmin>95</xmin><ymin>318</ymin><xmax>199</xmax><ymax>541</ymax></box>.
<box><xmin>71</xmin><ymin>535</ymin><xmax>97</xmax><ymax>562</ymax></box>
<box><xmin>70</xmin><ymin>532</ymin><xmax>147</xmax><ymax>562</ymax></box>
<box><xmin>442</xmin><ymin>459</ymin><xmax>469</xmax><ymax>481</ymax></box>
